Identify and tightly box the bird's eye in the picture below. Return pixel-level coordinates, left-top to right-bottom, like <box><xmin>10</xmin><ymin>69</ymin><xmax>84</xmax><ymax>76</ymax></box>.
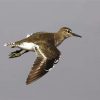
<box><xmin>64</xmin><ymin>29</ymin><xmax>72</xmax><ymax>33</ymax></box>
<box><xmin>67</xmin><ymin>30</ymin><xmax>70</xmax><ymax>33</ymax></box>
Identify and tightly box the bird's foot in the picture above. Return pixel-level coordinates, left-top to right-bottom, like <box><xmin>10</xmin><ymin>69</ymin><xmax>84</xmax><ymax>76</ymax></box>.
<box><xmin>9</xmin><ymin>49</ymin><xmax>29</xmax><ymax>58</ymax></box>
<box><xmin>9</xmin><ymin>50</ymin><xmax>22</xmax><ymax>58</ymax></box>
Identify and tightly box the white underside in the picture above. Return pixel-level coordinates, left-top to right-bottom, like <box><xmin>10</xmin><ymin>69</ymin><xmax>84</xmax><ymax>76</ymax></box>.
<box><xmin>19</xmin><ymin>42</ymin><xmax>38</xmax><ymax>50</ymax></box>
<box><xmin>19</xmin><ymin>42</ymin><xmax>47</xmax><ymax>59</ymax></box>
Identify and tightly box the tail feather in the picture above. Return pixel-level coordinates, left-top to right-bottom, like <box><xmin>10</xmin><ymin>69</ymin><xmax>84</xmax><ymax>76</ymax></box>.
<box><xmin>4</xmin><ymin>42</ymin><xmax>16</xmax><ymax>47</ymax></box>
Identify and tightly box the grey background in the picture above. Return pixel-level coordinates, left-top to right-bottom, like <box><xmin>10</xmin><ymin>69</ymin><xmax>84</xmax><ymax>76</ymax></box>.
<box><xmin>0</xmin><ymin>0</ymin><xmax>100</xmax><ymax>100</ymax></box>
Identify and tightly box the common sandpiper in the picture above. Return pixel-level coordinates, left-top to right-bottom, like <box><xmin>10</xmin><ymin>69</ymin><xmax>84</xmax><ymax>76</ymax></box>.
<box><xmin>4</xmin><ymin>26</ymin><xmax>82</xmax><ymax>85</ymax></box>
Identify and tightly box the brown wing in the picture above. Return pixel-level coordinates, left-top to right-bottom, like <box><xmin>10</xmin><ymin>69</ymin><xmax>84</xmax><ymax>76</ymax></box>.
<box><xmin>26</xmin><ymin>42</ymin><xmax>60</xmax><ymax>85</ymax></box>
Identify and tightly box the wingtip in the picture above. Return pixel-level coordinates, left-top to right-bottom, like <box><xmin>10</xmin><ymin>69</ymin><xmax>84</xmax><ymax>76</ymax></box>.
<box><xmin>25</xmin><ymin>78</ymin><xmax>32</xmax><ymax>85</ymax></box>
<box><xmin>26</xmin><ymin>82</ymin><xmax>29</xmax><ymax>85</ymax></box>
<box><xmin>26</xmin><ymin>81</ymin><xmax>32</xmax><ymax>85</ymax></box>
<box><xmin>26</xmin><ymin>34</ymin><xmax>31</xmax><ymax>38</ymax></box>
<box><xmin>26</xmin><ymin>33</ymin><xmax>32</xmax><ymax>38</ymax></box>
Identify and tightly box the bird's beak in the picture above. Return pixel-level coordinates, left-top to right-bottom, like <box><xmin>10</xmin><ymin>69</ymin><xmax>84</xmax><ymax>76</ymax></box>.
<box><xmin>71</xmin><ymin>33</ymin><xmax>82</xmax><ymax>38</ymax></box>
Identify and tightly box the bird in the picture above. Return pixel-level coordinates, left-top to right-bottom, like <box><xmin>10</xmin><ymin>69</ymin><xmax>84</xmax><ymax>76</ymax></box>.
<box><xmin>4</xmin><ymin>26</ymin><xmax>82</xmax><ymax>85</ymax></box>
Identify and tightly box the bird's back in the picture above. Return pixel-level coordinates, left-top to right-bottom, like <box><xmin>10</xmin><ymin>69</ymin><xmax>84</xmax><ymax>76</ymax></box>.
<box><xmin>15</xmin><ymin>32</ymin><xmax>55</xmax><ymax>45</ymax></box>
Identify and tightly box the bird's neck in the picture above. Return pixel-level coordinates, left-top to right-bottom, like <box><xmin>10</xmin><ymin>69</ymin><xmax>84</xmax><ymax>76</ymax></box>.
<box><xmin>54</xmin><ymin>32</ymin><xmax>65</xmax><ymax>47</ymax></box>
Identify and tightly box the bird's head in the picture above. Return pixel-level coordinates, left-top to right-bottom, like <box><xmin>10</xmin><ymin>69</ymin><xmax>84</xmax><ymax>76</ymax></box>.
<box><xmin>58</xmin><ymin>27</ymin><xmax>82</xmax><ymax>38</ymax></box>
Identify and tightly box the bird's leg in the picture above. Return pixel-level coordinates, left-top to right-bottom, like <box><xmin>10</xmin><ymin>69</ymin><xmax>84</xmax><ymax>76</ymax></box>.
<box><xmin>9</xmin><ymin>49</ymin><xmax>29</xmax><ymax>58</ymax></box>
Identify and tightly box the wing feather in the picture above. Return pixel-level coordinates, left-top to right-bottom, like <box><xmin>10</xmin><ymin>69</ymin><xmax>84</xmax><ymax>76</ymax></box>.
<box><xmin>26</xmin><ymin>42</ymin><xmax>60</xmax><ymax>85</ymax></box>
<box><xmin>26</xmin><ymin>57</ymin><xmax>47</xmax><ymax>84</ymax></box>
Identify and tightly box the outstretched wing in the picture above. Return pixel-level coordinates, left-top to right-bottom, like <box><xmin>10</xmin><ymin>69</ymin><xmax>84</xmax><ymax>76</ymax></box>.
<box><xmin>26</xmin><ymin>42</ymin><xmax>60</xmax><ymax>85</ymax></box>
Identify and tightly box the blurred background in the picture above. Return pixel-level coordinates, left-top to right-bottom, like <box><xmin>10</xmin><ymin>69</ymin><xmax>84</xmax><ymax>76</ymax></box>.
<box><xmin>0</xmin><ymin>0</ymin><xmax>100</xmax><ymax>100</ymax></box>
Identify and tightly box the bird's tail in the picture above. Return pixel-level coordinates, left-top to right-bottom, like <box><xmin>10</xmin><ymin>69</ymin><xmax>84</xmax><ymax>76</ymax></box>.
<box><xmin>4</xmin><ymin>42</ymin><xmax>16</xmax><ymax>48</ymax></box>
